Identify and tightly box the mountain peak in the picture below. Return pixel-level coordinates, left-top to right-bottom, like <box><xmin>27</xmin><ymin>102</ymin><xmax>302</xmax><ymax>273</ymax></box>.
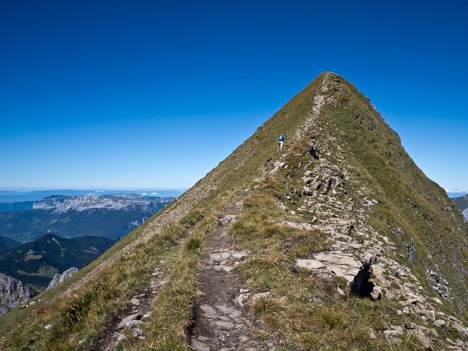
<box><xmin>1</xmin><ymin>73</ymin><xmax>467</xmax><ymax>350</ymax></box>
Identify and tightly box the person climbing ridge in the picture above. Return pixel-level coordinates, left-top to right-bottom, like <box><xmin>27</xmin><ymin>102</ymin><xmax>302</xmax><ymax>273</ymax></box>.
<box><xmin>278</xmin><ymin>133</ymin><xmax>286</xmax><ymax>151</ymax></box>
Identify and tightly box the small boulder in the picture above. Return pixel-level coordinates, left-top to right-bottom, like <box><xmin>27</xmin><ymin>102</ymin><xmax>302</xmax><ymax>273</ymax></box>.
<box><xmin>370</xmin><ymin>286</ymin><xmax>382</xmax><ymax>300</ymax></box>
<box><xmin>419</xmin><ymin>309</ymin><xmax>435</xmax><ymax>321</ymax></box>
<box><xmin>191</xmin><ymin>338</ymin><xmax>210</xmax><ymax>351</ymax></box>
<box><xmin>426</xmin><ymin>328</ymin><xmax>438</xmax><ymax>340</ymax></box>
<box><xmin>404</xmin><ymin>322</ymin><xmax>418</xmax><ymax>330</ymax></box>
<box><xmin>118</xmin><ymin>313</ymin><xmax>141</xmax><ymax>329</ymax></box>
<box><xmin>453</xmin><ymin>324</ymin><xmax>468</xmax><ymax>341</ymax></box>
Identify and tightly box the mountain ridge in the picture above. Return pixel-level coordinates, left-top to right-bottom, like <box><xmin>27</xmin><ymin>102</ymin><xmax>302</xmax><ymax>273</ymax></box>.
<box><xmin>0</xmin><ymin>194</ymin><xmax>174</xmax><ymax>242</ymax></box>
<box><xmin>452</xmin><ymin>194</ymin><xmax>468</xmax><ymax>220</ymax></box>
<box><xmin>1</xmin><ymin>72</ymin><xmax>467</xmax><ymax>350</ymax></box>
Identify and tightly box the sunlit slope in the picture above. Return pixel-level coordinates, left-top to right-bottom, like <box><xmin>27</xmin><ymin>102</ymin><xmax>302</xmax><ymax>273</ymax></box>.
<box><xmin>1</xmin><ymin>72</ymin><xmax>467</xmax><ymax>351</ymax></box>
<box><xmin>0</xmin><ymin>74</ymin><xmax>328</xmax><ymax>350</ymax></box>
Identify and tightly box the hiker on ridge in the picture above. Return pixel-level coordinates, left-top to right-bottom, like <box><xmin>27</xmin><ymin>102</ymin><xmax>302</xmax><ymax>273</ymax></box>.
<box><xmin>278</xmin><ymin>133</ymin><xmax>286</xmax><ymax>151</ymax></box>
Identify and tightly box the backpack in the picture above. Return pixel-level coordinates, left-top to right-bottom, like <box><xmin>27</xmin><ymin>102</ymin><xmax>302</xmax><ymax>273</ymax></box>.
<box><xmin>279</xmin><ymin>135</ymin><xmax>285</xmax><ymax>141</ymax></box>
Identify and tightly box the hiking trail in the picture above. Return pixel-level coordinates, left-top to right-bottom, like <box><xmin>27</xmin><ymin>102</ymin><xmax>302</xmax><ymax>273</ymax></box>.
<box><xmin>189</xmin><ymin>193</ymin><xmax>277</xmax><ymax>351</ymax></box>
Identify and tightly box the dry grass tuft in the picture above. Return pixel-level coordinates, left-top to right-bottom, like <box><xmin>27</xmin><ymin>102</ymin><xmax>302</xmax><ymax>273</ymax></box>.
<box><xmin>251</xmin><ymin>296</ymin><xmax>287</xmax><ymax>317</ymax></box>
<box><xmin>321</xmin><ymin>307</ymin><xmax>349</xmax><ymax>330</ymax></box>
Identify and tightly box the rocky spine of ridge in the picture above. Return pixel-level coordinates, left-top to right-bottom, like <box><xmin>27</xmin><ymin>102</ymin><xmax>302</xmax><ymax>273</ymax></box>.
<box><xmin>262</xmin><ymin>73</ymin><xmax>468</xmax><ymax>348</ymax></box>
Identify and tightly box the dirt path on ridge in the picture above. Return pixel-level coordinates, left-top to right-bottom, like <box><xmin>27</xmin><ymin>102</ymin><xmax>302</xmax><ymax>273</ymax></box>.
<box><xmin>189</xmin><ymin>197</ymin><xmax>277</xmax><ymax>351</ymax></box>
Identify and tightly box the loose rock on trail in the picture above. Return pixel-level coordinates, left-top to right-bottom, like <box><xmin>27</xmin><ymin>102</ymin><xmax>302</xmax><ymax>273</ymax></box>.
<box><xmin>189</xmin><ymin>200</ymin><xmax>277</xmax><ymax>351</ymax></box>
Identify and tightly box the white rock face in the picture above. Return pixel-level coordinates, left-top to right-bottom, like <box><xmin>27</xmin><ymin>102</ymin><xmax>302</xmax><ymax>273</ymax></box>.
<box><xmin>46</xmin><ymin>267</ymin><xmax>79</xmax><ymax>290</ymax></box>
<box><xmin>296</xmin><ymin>251</ymin><xmax>361</xmax><ymax>282</ymax></box>
<box><xmin>33</xmin><ymin>194</ymin><xmax>168</xmax><ymax>214</ymax></box>
<box><xmin>463</xmin><ymin>208</ymin><xmax>468</xmax><ymax>221</ymax></box>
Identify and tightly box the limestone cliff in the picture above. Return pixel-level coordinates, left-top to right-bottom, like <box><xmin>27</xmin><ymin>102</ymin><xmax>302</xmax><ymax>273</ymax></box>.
<box><xmin>0</xmin><ymin>273</ymin><xmax>36</xmax><ymax>317</ymax></box>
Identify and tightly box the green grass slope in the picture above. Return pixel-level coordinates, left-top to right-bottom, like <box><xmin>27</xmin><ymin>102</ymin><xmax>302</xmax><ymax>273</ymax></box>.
<box><xmin>0</xmin><ymin>72</ymin><xmax>467</xmax><ymax>351</ymax></box>
<box><xmin>319</xmin><ymin>76</ymin><xmax>468</xmax><ymax>311</ymax></box>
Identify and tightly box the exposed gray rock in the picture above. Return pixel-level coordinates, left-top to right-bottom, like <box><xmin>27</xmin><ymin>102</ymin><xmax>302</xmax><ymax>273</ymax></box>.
<box><xmin>0</xmin><ymin>306</ymin><xmax>9</xmax><ymax>317</ymax></box>
<box><xmin>425</xmin><ymin>268</ymin><xmax>452</xmax><ymax>302</ymax></box>
<box><xmin>296</xmin><ymin>259</ymin><xmax>324</xmax><ymax>270</ymax></box>
<box><xmin>213</xmin><ymin>320</ymin><xmax>235</xmax><ymax>329</ymax></box>
<box><xmin>0</xmin><ymin>273</ymin><xmax>36</xmax><ymax>315</ymax></box>
<box><xmin>406</xmin><ymin>238</ymin><xmax>415</xmax><ymax>265</ymax></box>
<box><xmin>404</xmin><ymin>322</ymin><xmax>418</xmax><ymax>330</ymax></box>
<box><xmin>46</xmin><ymin>267</ymin><xmax>79</xmax><ymax>290</ymax></box>
<box><xmin>433</xmin><ymin>319</ymin><xmax>446</xmax><ymax>328</ymax></box>
<box><xmin>251</xmin><ymin>292</ymin><xmax>271</xmax><ymax>301</ymax></box>
<box><xmin>200</xmin><ymin>304</ymin><xmax>218</xmax><ymax>319</ymax></box>
<box><xmin>219</xmin><ymin>215</ymin><xmax>237</xmax><ymax>226</ymax></box>
<box><xmin>315</xmin><ymin>252</ymin><xmax>360</xmax><ymax>268</ymax></box>
<box><xmin>117</xmin><ymin>313</ymin><xmax>141</xmax><ymax>329</ymax></box>
<box><xmin>191</xmin><ymin>338</ymin><xmax>210</xmax><ymax>351</ymax></box>
<box><xmin>370</xmin><ymin>286</ymin><xmax>382</xmax><ymax>300</ymax></box>
<box><xmin>427</xmin><ymin>328</ymin><xmax>438</xmax><ymax>340</ymax></box>
<box><xmin>383</xmin><ymin>327</ymin><xmax>403</xmax><ymax>345</ymax></box>
<box><xmin>419</xmin><ymin>309</ymin><xmax>436</xmax><ymax>321</ymax></box>
<box><xmin>411</xmin><ymin>328</ymin><xmax>432</xmax><ymax>349</ymax></box>
<box><xmin>454</xmin><ymin>324</ymin><xmax>468</xmax><ymax>341</ymax></box>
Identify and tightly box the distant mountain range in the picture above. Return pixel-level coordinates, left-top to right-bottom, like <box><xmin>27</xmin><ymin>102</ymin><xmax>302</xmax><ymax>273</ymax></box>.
<box><xmin>452</xmin><ymin>194</ymin><xmax>468</xmax><ymax>220</ymax></box>
<box><xmin>0</xmin><ymin>189</ymin><xmax>185</xmax><ymax>203</ymax></box>
<box><xmin>0</xmin><ymin>233</ymin><xmax>114</xmax><ymax>291</ymax></box>
<box><xmin>0</xmin><ymin>194</ymin><xmax>174</xmax><ymax>242</ymax></box>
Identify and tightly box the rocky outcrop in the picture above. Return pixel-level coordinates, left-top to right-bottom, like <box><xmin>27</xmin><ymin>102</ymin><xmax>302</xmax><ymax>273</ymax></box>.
<box><xmin>46</xmin><ymin>267</ymin><xmax>79</xmax><ymax>290</ymax></box>
<box><xmin>425</xmin><ymin>267</ymin><xmax>452</xmax><ymax>302</ymax></box>
<box><xmin>406</xmin><ymin>238</ymin><xmax>415</xmax><ymax>265</ymax></box>
<box><xmin>0</xmin><ymin>273</ymin><xmax>36</xmax><ymax>316</ymax></box>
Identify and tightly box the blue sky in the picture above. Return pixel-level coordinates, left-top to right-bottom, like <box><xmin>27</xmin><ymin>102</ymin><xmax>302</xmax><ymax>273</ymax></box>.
<box><xmin>0</xmin><ymin>0</ymin><xmax>467</xmax><ymax>191</ymax></box>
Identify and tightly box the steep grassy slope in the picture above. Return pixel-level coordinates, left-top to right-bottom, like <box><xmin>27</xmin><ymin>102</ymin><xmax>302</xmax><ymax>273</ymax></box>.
<box><xmin>0</xmin><ymin>73</ymin><xmax>467</xmax><ymax>351</ymax></box>
<box><xmin>315</xmin><ymin>75</ymin><xmax>468</xmax><ymax>309</ymax></box>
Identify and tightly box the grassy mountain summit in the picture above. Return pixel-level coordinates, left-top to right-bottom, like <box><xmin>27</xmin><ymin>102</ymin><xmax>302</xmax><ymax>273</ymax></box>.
<box><xmin>0</xmin><ymin>72</ymin><xmax>467</xmax><ymax>350</ymax></box>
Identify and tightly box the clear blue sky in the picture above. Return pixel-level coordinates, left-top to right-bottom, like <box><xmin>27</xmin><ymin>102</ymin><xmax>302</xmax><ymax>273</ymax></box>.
<box><xmin>1</xmin><ymin>0</ymin><xmax>467</xmax><ymax>191</ymax></box>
